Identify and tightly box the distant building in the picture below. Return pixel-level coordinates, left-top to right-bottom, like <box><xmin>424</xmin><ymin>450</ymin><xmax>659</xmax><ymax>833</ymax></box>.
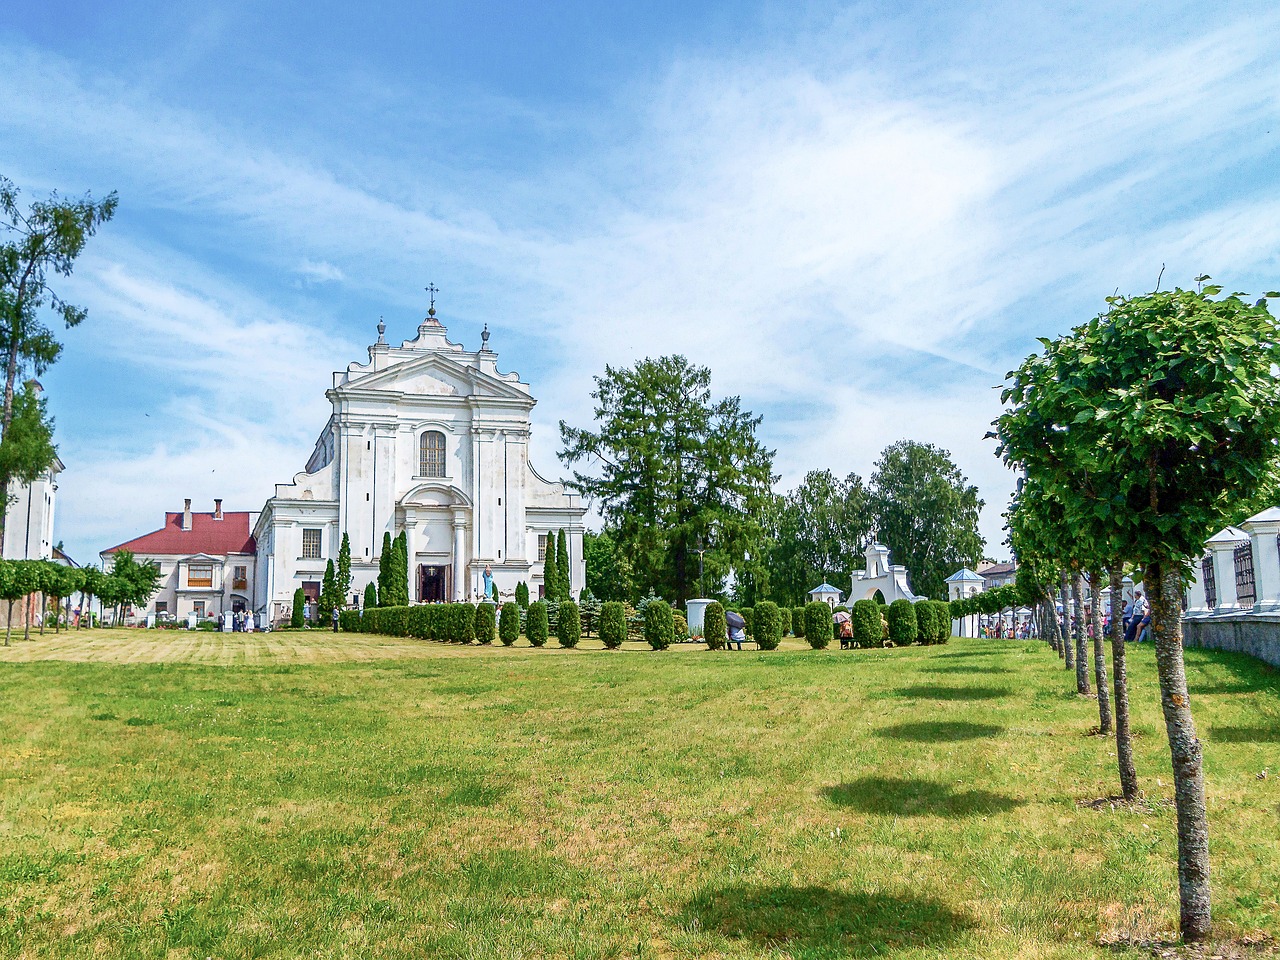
<box><xmin>977</xmin><ymin>561</ymin><xmax>1017</xmax><ymax>591</ymax></box>
<box><xmin>3</xmin><ymin>455</ymin><xmax>63</xmax><ymax>561</ymax></box>
<box><xmin>807</xmin><ymin>583</ymin><xmax>843</xmax><ymax>608</ymax></box>
<box><xmin>101</xmin><ymin>499</ymin><xmax>257</xmax><ymax>622</ymax></box>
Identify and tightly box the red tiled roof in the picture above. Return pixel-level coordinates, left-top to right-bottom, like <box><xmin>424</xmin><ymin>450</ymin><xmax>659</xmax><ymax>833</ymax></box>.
<box><xmin>104</xmin><ymin>512</ymin><xmax>256</xmax><ymax>557</ymax></box>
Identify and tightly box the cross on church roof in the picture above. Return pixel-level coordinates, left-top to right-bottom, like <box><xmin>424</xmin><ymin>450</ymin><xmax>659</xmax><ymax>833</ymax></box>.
<box><xmin>426</xmin><ymin>283</ymin><xmax>439</xmax><ymax>317</ymax></box>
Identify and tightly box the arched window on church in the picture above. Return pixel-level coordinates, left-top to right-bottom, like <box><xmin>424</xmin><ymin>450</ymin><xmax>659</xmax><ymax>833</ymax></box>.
<box><xmin>420</xmin><ymin>431</ymin><xmax>446</xmax><ymax>478</ymax></box>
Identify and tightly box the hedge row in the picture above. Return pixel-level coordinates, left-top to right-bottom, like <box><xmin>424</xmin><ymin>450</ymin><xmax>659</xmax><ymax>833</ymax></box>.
<box><xmin>346</xmin><ymin>602</ymin><xmax>481</xmax><ymax>642</ymax></box>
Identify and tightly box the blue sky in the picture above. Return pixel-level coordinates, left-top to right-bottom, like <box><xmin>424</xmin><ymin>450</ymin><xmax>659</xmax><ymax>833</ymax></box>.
<box><xmin>2</xmin><ymin>1</ymin><xmax>1279</xmax><ymax>568</ymax></box>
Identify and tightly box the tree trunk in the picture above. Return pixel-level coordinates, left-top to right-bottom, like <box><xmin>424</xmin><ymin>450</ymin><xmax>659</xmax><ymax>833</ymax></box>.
<box><xmin>1046</xmin><ymin>597</ymin><xmax>1063</xmax><ymax>653</ymax></box>
<box><xmin>39</xmin><ymin>592</ymin><xmax>46</xmax><ymax>635</ymax></box>
<box><xmin>1147</xmin><ymin>560</ymin><xmax>1211</xmax><ymax>942</ymax></box>
<box><xmin>52</xmin><ymin>594</ymin><xmax>59</xmax><ymax>634</ymax></box>
<box><xmin>1060</xmin><ymin>575</ymin><xmax>1072</xmax><ymax>667</ymax></box>
<box><xmin>23</xmin><ymin>594</ymin><xmax>31</xmax><ymax>642</ymax></box>
<box><xmin>1072</xmin><ymin>574</ymin><xmax>1090</xmax><ymax>693</ymax></box>
<box><xmin>4</xmin><ymin>598</ymin><xmax>11</xmax><ymax>646</ymax></box>
<box><xmin>1109</xmin><ymin>567</ymin><xmax>1139</xmax><ymax>801</ymax></box>
<box><xmin>1089</xmin><ymin>568</ymin><xmax>1112</xmax><ymax>732</ymax></box>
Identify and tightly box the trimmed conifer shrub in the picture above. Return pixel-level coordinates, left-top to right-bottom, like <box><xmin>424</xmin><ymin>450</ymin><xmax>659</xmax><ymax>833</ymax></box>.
<box><xmin>703</xmin><ymin>601</ymin><xmax>727</xmax><ymax>650</ymax></box>
<box><xmin>474</xmin><ymin>603</ymin><xmax>496</xmax><ymax>645</ymax></box>
<box><xmin>791</xmin><ymin>607</ymin><xmax>805</xmax><ymax>639</ymax></box>
<box><xmin>291</xmin><ymin>587</ymin><xmax>305</xmax><ymax>627</ymax></box>
<box><xmin>804</xmin><ymin>601</ymin><xmax>832</xmax><ymax>650</ymax></box>
<box><xmin>363</xmin><ymin>581</ymin><xmax>377</xmax><ymax>610</ymax></box>
<box><xmin>932</xmin><ymin>599</ymin><xmax>952</xmax><ymax>643</ymax></box>
<box><xmin>515</xmin><ymin>581</ymin><xmax>530</xmax><ymax>608</ymax></box>
<box><xmin>673</xmin><ymin>612</ymin><xmax>688</xmax><ymax>642</ymax></box>
<box><xmin>527</xmin><ymin>600</ymin><xmax>549</xmax><ymax>647</ymax></box>
<box><xmin>754</xmin><ymin>601</ymin><xmax>782</xmax><ymax>650</ymax></box>
<box><xmin>338</xmin><ymin>609</ymin><xmax>361</xmax><ymax>631</ymax></box>
<box><xmin>778</xmin><ymin>606</ymin><xmax>792</xmax><ymax>636</ymax></box>
<box><xmin>644</xmin><ymin>599</ymin><xmax>674</xmax><ymax>650</ymax></box>
<box><xmin>499</xmin><ymin>602</ymin><xmax>520</xmax><ymax>645</ymax></box>
<box><xmin>888</xmin><ymin>598</ymin><xmax>917</xmax><ymax>646</ymax></box>
<box><xmin>557</xmin><ymin>600</ymin><xmax>581</xmax><ymax>647</ymax></box>
<box><xmin>600</xmin><ymin>601</ymin><xmax>626</xmax><ymax>649</ymax></box>
<box><xmin>852</xmin><ymin>599</ymin><xmax>880</xmax><ymax>648</ymax></box>
<box><xmin>915</xmin><ymin>600</ymin><xmax>936</xmax><ymax>644</ymax></box>
<box><xmin>740</xmin><ymin>606</ymin><xmax>754</xmax><ymax>637</ymax></box>
<box><xmin>454</xmin><ymin>603</ymin><xmax>476</xmax><ymax>643</ymax></box>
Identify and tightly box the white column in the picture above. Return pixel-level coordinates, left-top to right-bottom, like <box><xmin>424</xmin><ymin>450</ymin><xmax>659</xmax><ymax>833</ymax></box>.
<box><xmin>1206</xmin><ymin>528</ymin><xmax>1242</xmax><ymax>613</ymax></box>
<box><xmin>1242</xmin><ymin>508</ymin><xmax>1280</xmax><ymax>613</ymax></box>
<box><xmin>1183</xmin><ymin>557</ymin><xmax>1209</xmax><ymax>617</ymax></box>
<box><xmin>452</xmin><ymin>514</ymin><xmax>468</xmax><ymax>600</ymax></box>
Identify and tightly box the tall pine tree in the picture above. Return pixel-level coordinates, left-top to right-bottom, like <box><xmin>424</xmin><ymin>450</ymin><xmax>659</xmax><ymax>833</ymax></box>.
<box><xmin>556</xmin><ymin>529</ymin><xmax>570</xmax><ymax>601</ymax></box>
<box><xmin>377</xmin><ymin>531</ymin><xmax>393</xmax><ymax>606</ymax></box>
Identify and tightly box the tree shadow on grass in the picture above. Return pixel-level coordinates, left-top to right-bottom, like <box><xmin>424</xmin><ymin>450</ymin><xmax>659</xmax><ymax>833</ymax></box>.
<box><xmin>876</xmin><ymin>721</ymin><xmax>1004</xmax><ymax>742</ymax></box>
<box><xmin>922</xmin><ymin>664</ymin><xmax>1012</xmax><ymax>675</ymax></box>
<box><xmin>1209</xmin><ymin>725</ymin><xmax>1280</xmax><ymax>743</ymax></box>
<box><xmin>895</xmin><ymin>685</ymin><xmax>1012</xmax><ymax>701</ymax></box>
<box><xmin>678</xmin><ymin>884</ymin><xmax>972</xmax><ymax>957</ymax></box>
<box><xmin>937</xmin><ymin>650</ymin><xmax>1003</xmax><ymax>659</ymax></box>
<box><xmin>823</xmin><ymin>777</ymin><xmax>1022</xmax><ymax>817</ymax></box>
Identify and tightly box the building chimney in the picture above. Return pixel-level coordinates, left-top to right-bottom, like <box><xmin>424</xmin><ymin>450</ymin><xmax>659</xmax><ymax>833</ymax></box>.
<box><xmin>214</xmin><ymin>498</ymin><xmax>223</xmax><ymax>520</ymax></box>
<box><xmin>182</xmin><ymin>498</ymin><xmax>192</xmax><ymax>531</ymax></box>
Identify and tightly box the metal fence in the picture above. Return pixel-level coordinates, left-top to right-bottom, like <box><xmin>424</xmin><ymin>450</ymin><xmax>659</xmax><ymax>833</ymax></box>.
<box><xmin>1234</xmin><ymin>540</ymin><xmax>1256</xmax><ymax>609</ymax></box>
<box><xmin>1202</xmin><ymin>554</ymin><xmax>1217</xmax><ymax>610</ymax></box>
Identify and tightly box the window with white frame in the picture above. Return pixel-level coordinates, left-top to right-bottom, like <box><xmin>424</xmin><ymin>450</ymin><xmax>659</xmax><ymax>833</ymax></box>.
<box><xmin>537</xmin><ymin>534</ymin><xmax>548</xmax><ymax>561</ymax></box>
<box><xmin>420</xmin><ymin>431</ymin><xmax>446</xmax><ymax>477</ymax></box>
<box><xmin>302</xmin><ymin>528</ymin><xmax>322</xmax><ymax>559</ymax></box>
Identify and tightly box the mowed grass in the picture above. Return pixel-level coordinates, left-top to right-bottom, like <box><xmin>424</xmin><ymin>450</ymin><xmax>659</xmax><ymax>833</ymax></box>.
<box><xmin>0</xmin><ymin>631</ymin><xmax>1277</xmax><ymax>959</ymax></box>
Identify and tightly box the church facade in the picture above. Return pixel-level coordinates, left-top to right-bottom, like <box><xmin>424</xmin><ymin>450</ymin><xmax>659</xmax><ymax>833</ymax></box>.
<box><xmin>252</xmin><ymin>306</ymin><xmax>585</xmax><ymax>625</ymax></box>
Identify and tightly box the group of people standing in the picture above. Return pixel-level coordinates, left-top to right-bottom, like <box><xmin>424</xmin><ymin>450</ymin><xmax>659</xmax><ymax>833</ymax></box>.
<box><xmin>220</xmin><ymin>610</ymin><xmax>256</xmax><ymax>632</ymax></box>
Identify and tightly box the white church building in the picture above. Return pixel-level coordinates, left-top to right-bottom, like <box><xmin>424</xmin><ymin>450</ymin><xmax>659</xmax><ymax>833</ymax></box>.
<box><xmin>252</xmin><ymin>304</ymin><xmax>586</xmax><ymax>625</ymax></box>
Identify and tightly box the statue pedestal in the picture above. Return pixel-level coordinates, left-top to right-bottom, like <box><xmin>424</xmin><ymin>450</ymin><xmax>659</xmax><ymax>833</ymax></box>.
<box><xmin>685</xmin><ymin>598</ymin><xmax>713</xmax><ymax>638</ymax></box>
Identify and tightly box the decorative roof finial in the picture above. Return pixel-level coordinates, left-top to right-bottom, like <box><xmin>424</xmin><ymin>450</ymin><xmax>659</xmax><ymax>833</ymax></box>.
<box><xmin>376</xmin><ymin>315</ymin><xmax>386</xmax><ymax>344</ymax></box>
<box><xmin>480</xmin><ymin>323</ymin><xmax>491</xmax><ymax>350</ymax></box>
<box><xmin>426</xmin><ymin>282</ymin><xmax>439</xmax><ymax>318</ymax></box>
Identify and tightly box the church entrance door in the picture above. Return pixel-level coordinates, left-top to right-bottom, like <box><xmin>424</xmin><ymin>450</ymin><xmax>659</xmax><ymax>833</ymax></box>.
<box><xmin>419</xmin><ymin>565</ymin><xmax>446</xmax><ymax>603</ymax></box>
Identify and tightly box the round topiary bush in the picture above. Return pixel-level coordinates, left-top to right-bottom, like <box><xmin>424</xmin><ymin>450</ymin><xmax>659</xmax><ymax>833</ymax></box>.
<box><xmin>754</xmin><ymin>601</ymin><xmax>782</xmax><ymax>650</ymax></box>
<box><xmin>474</xmin><ymin>602</ymin><xmax>496</xmax><ymax>645</ymax></box>
<box><xmin>804</xmin><ymin>601</ymin><xmax>832</xmax><ymax>649</ymax></box>
<box><xmin>527</xmin><ymin>600</ymin><xmax>549</xmax><ymax>647</ymax></box>
<box><xmin>932</xmin><ymin>599</ymin><xmax>952</xmax><ymax>643</ymax></box>
<box><xmin>791</xmin><ymin>607</ymin><xmax>806</xmax><ymax>639</ymax></box>
<box><xmin>914</xmin><ymin>600</ymin><xmax>936</xmax><ymax>645</ymax></box>
<box><xmin>557</xmin><ymin>600</ymin><xmax>581</xmax><ymax>648</ymax></box>
<box><xmin>644</xmin><ymin>599</ymin><xmax>674</xmax><ymax>650</ymax></box>
<box><xmin>703</xmin><ymin>601</ymin><xmax>727</xmax><ymax>651</ymax></box>
<box><xmin>778</xmin><ymin>606</ymin><xmax>792</xmax><ymax>637</ymax></box>
<box><xmin>499</xmin><ymin>602</ymin><xmax>520</xmax><ymax>645</ymax></box>
<box><xmin>888</xmin><ymin>598</ymin><xmax>917</xmax><ymax>646</ymax></box>
<box><xmin>673</xmin><ymin>612</ymin><xmax>689</xmax><ymax>642</ymax></box>
<box><xmin>600</xmin><ymin>601</ymin><xmax>626</xmax><ymax>649</ymax></box>
<box><xmin>852</xmin><ymin>599</ymin><xmax>880</xmax><ymax>648</ymax></box>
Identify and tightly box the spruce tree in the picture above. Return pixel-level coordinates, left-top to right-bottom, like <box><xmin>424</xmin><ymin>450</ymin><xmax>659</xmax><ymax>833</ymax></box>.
<box><xmin>363</xmin><ymin>581</ymin><xmax>377</xmax><ymax>610</ymax></box>
<box><xmin>556</xmin><ymin>529</ymin><xmax>570</xmax><ymax>601</ymax></box>
<box><xmin>377</xmin><ymin>532</ymin><xmax>393</xmax><ymax>606</ymax></box>
<box><xmin>337</xmin><ymin>533</ymin><xmax>352</xmax><ymax>606</ymax></box>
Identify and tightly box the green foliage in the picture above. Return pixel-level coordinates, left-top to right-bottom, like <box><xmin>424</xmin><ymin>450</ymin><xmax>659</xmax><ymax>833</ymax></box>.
<box><xmin>515</xmin><ymin>581</ymin><xmax>530</xmax><ymax>609</ymax></box>
<box><xmin>853</xmin><ymin>599</ymin><xmax>881</xmax><ymax>648</ymax></box>
<box><xmin>559</xmin><ymin>355</ymin><xmax>776</xmax><ymax>608</ymax></box>
<box><xmin>778</xmin><ymin>605</ymin><xmax>791</xmax><ymax>636</ymax></box>
<box><xmin>319</xmin><ymin>559</ymin><xmax>338</xmax><ymax>621</ymax></box>
<box><xmin>390</xmin><ymin>532</ymin><xmax>409</xmax><ymax>607</ymax></box>
<box><xmin>363</xmin><ymin>581</ymin><xmax>377</xmax><ymax>610</ymax></box>
<box><xmin>557</xmin><ymin>600</ymin><xmax>581</xmax><ymax>648</ymax></box>
<box><xmin>600</xmin><ymin>601</ymin><xmax>627</xmax><ymax>649</ymax></box>
<box><xmin>887</xmin><ymin>599</ymin><xmax>917</xmax><ymax>646</ymax></box>
<box><xmin>914</xmin><ymin>601</ymin><xmax>936</xmax><ymax>644</ymax></box>
<box><xmin>931</xmin><ymin>600</ymin><xmax>951</xmax><ymax>643</ymax></box>
<box><xmin>0</xmin><ymin>382</ymin><xmax>56</xmax><ymax>505</ymax></box>
<box><xmin>740</xmin><ymin>606</ymin><xmax>753</xmax><ymax>637</ymax></box>
<box><xmin>754</xmin><ymin>601</ymin><xmax>782</xmax><ymax>650</ymax></box>
<box><xmin>583</xmin><ymin>528</ymin><xmax>634</xmax><ymax>602</ymax></box>
<box><xmin>377</xmin><ymin>532</ymin><xmax>394</xmax><ymax>606</ymax></box>
<box><xmin>673</xmin><ymin>611</ymin><xmax>688</xmax><ymax>641</ymax></box>
<box><xmin>803</xmin><ymin>602</ymin><xmax>832</xmax><ymax>650</ymax></box>
<box><xmin>474</xmin><ymin>603</ymin><xmax>496</xmax><ymax>645</ymax></box>
<box><xmin>499</xmin><ymin>602</ymin><xmax>520</xmax><ymax>645</ymax></box>
<box><xmin>526</xmin><ymin>600</ymin><xmax>549</xmax><ymax>647</ymax></box>
<box><xmin>337</xmin><ymin>534</ymin><xmax>352</xmax><ymax>604</ymax></box>
<box><xmin>452</xmin><ymin>603</ymin><xmax>475</xmax><ymax>644</ymax></box>
<box><xmin>870</xmin><ymin>441</ymin><xmax>985</xmax><ymax>600</ymax></box>
<box><xmin>542</xmin><ymin>537</ymin><xmax>560</xmax><ymax>603</ymax></box>
<box><xmin>556</xmin><ymin>529</ymin><xmax>570</xmax><ymax>601</ymax></box>
<box><xmin>791</xmin><ymin>606</ymin><xmax>805</xmax><ymax>638</ymax></box>
<box><xmin>763</xmin><ymin>469</ymin><xmax>872</xmax><ymax>607</ymax></box>
<box><xmin>703</xmin><ymin>601</ymin><xmax>727</xmax><ymax>650</ymax></box>
<box><xmin>643</xmin><ymin>599</ymin><xmax>674</xmax><ymax>650</ymax></box>
<box><xmin>338</xmin><ymin>609</ymin><xmax>361</xmax><ymax>631</ymax></box>
<box><xmin>291</xmin><ymin>587</ymin><xmax>305</xmax><ymax>627</ymax></box>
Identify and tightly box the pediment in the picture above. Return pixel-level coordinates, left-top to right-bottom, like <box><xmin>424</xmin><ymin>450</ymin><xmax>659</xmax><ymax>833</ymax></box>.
<box><xmin>342</xmin><ymin>353</ymin><xmax>529</xmax><ymax>402</ymax></box>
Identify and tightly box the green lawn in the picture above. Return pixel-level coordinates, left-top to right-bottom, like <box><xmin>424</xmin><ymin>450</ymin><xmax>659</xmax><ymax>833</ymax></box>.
<box><xmin>1</xmin><ymin>631</ymin><xmax>1277</xmax><ymax>958</ymax></box>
